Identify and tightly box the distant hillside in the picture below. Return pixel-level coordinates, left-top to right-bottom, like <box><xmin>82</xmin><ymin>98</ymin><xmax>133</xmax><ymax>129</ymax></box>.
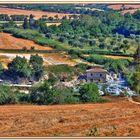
<box><xmin>0</xmin><ymin>4</ymin><xmax>110</xmax><ymax>14</ymax></box>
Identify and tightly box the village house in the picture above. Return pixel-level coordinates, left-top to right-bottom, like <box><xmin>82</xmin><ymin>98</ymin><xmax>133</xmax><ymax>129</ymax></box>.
<box><xmin>86</xmin><ymin>66</ymin><xmax>109</xmax><ymax>83</ymax></box>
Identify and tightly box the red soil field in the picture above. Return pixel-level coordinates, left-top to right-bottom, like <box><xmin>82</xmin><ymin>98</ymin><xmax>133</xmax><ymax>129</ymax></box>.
<box><xmin>0</xmin><ymin>97</ymin><xmax>140</xmax><ymax>137</ymax></box>
<box><xmin>0</xmin><ymin>7</ymin><xmax>72</xmax><ymax>19</ymax></box>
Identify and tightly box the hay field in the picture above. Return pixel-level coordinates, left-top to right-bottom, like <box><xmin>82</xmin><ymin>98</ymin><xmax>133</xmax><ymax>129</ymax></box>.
<box><xmin>104</xmin><ymin>55</ymin><xmax>133</xmax><ymax>60</ymax></box>
<box><xmin>0</xmin><ymin>7</ymin><xmax>72</xmax><ymax>19</ymax></box>
<box><xmin>0</xmin><ymin>32</ymin><xmax>52</xmax><ymax>50</ymax></box>
<box><xmin>0</xmin><ymin>97</ymin><xmax>140</xmax><ymax>136</ymax></box>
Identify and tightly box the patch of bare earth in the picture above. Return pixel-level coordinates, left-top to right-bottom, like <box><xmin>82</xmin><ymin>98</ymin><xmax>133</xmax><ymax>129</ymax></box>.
<box><xmin>0</xmin><ymin>97</ymin><xmax>140</xmax><ymax>137</ymax></box>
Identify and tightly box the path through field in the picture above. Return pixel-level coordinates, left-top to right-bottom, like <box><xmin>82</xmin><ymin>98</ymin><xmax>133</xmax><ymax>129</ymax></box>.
<box><xmin>0</xmin><ymin>97</ymin><xmax>140</xmax><ymax>137</ymax></box>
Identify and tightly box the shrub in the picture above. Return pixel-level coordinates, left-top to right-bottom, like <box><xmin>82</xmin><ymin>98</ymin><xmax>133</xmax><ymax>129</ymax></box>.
<box><xmin>79</xmin><ymin>83</ymin><xmax>100</xmax><ymax>103</ymax></box>
<box><xmin>30</xmin><ymin>81</ymin><xmax>79</xmax><ymax>105</ymax></box>
<box><xmin>0</xmin><ymin>84</ymin><xmax>18</xmax><ymax>105</ymax></box>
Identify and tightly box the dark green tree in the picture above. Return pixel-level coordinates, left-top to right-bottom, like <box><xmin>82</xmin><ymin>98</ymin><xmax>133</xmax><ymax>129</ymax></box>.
<box><xmin>9</xmin><ymin>56</ymin><xmax>32</xmax><ymax>79</ymax></box>
<box><xmin>29</xmin><ymin>54</ymin><xmax>44</xmax><ymax>80</ymax></box>
<box><xmin>79</xmin><ymin>83</ymin><xmax>99</xmax><ymax>103</ymax></box>
<box><xmin>23</xmin><ymin>17</ymin><xmax>29</xmax><ymax>29</ymax></box>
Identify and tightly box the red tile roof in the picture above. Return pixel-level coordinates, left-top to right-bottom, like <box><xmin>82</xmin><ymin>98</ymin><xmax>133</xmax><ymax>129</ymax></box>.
<box><xmin>86</xmin><ymin>68</ymin><xmax>108</xmax><ymax>73</ymax></box>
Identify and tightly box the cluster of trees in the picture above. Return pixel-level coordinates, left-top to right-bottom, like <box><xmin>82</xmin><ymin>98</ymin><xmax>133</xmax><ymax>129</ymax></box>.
<box><xmin>23</xmin><ymin>15</ymin><xmax>48</xmax><ymax>33</ymax></box>
<box><xmin>0</xmin><ymin>14</ymin><xmax>27</xmax><ymax>21</ymax></box>
<box><xmin>127</xmin><ymin>45</ymin><xmax>140</xmax><ymax>94</ymax></box>
<box><xmin>42</xmin><ymin>11</ymin><xmax>140</xmax><ymax>53</ymax></box>
<box><xmin>29</xmin><ymin>81</ymin><xmax>106</xmax><ymax>105</ymax></box>
<box><xmin>0</xmin><ymin>80</ymin><xmax>106</xmax><ymax>105</ymax></box>
<box><xmin>46</xmin><ymin>11</ymin><xmax>140</xmax><ymax>37</ymax></box>
<box><xmin>1</xmin><ymin>54</ymin><xmax>44</xmax><ymax>82</ymax></box>
<box><xmin>1</xmin><ymin>9</ymin><xmax>140</xmax><ymax>55</ymax></box>
<box><xmin>84</xmin><ymin>54</ymin><xmax>131</xmax><ymax>73</ymax></box>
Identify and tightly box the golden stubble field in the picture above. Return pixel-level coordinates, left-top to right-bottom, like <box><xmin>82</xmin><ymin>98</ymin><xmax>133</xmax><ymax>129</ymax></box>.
<box><xmin>0</xmin><ymin>32</ymin><xmax>53</xmax><ymax>50</ymax></box>
<box><xmin>0</xmin><ymin>32</ymin><xmax>78</xmax><ymax>67</ymax></box>
<box><xmin>0</xmin><ymin>97</ymin><xmax>140</xmax><ymax>137</ymax></box>
<box><xmin>104</xmin><ymin>55</ymin><xmax>133</xmax><ymax>60</ymax></box>
<box><xmin>0</xmin><ymin>7</ymin><xmax>72</xmax><ymax>19</ymax></box>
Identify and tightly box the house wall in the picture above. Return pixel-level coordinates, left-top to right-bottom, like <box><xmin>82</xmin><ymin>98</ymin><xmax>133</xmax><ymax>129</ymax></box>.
<box><xmin>87</xmin><ymin>72</ymin><xmax>107</xmax><ymax>82</ymax></box>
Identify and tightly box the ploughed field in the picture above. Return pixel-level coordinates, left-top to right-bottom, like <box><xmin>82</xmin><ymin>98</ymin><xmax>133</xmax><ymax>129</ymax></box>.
<box><xmin>0</xmin><ymin>97</ymin><xmax>140</xmax><ymax>137</ymax></box>
<box><xmin>0</xmin><ymin>7</ymin><xmax>72</xmax><ymax>19</ymax></box>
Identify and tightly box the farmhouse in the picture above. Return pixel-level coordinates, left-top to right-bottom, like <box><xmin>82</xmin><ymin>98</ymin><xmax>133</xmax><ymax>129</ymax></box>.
<box><xmin>86</xmin><ymin>66</ymin><xmax>109</xmax><ymax>82</ymax></box>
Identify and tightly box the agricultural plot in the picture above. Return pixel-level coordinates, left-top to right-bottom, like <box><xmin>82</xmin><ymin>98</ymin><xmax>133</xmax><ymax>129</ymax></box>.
<box><xmin>107</xmin><ymin>4</ymin><xmax>140</xmax><ymax>14</ymax></box>
<box><xmin>107</xmin><ymin>4</ymin><xmax>140</xmax><ymax>10</ymax></box>
<box><xmin>104</xmin><ymin>55</ymin><xmax>133</xmax><ymax>60</ymax></box>
<box><xmin>0</xmin><ymin>97</ymin><xmax>140</xmax><ymax>137</ymax></box>
<box><xmin>0</xmin><ymin>33</ymin><xmax>53</xmax><ymax>50</ymax></box>
<box><xmin>0</xmin><ymin>52</ymin><xmax>78</xmax><ymax>68</ymax></box>
<box><xmin>0</xmin><ymin>7</ymin><xmax>72</xmax><ymax>19</ymax></box>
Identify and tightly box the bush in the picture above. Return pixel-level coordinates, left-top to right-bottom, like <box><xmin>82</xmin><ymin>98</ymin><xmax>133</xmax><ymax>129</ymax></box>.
<box><xmin>30</xmin><ymin>81</ymin><xmax>79</xmax><ymax>105</ymax></box>
<box><xmin>50</xmin><ymin>87</ymin><xmax>79</xmax><ymax>104</ymax></box>
<box><xmin>79</xmin><ymin>83</ymin><xmax>101</xmax><ymax>103</ymax></box>
<box><xmin>0</xmin><ymin>84</ymin><xmax>18</xmax><ymax>105</ymax></box>
<box><xmin>30</xmin><ymin>81</ymin><xmax>52</xmax><ymax>105</ymax></box>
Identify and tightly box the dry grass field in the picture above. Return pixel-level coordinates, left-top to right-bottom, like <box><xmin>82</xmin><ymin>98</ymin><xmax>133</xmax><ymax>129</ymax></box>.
<box><xmin>0</xmin><ymin>97</ymin><xmax>140</xmax><ymax>137</ymax></box>
<box><xmin>104</xmin><ymin>55</ymin><xmax>133</xmax><ymax>60</ymax></box>
<box><xmin>0</xmin><ymin>32</ymin><xmax>53</xmax><ymax>50</ymax></box>
<box><xmin>0</xmin><ymin>7</ymin><xmax>72</xmax><ymax>19</ymax></box>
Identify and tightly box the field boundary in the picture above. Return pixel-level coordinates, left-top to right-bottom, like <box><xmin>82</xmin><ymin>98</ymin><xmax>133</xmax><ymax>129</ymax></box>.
<box><xmin>0</xmin><ymin>49</ymin><xmax>67</xmax><ymax>54</ymax></box>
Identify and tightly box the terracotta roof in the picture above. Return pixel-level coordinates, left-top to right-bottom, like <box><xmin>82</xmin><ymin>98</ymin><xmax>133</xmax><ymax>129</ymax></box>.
<box><xmin>86</xmin><ymin>68</ymin><xmax>108</xmax><ymax>73</ymax></box>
